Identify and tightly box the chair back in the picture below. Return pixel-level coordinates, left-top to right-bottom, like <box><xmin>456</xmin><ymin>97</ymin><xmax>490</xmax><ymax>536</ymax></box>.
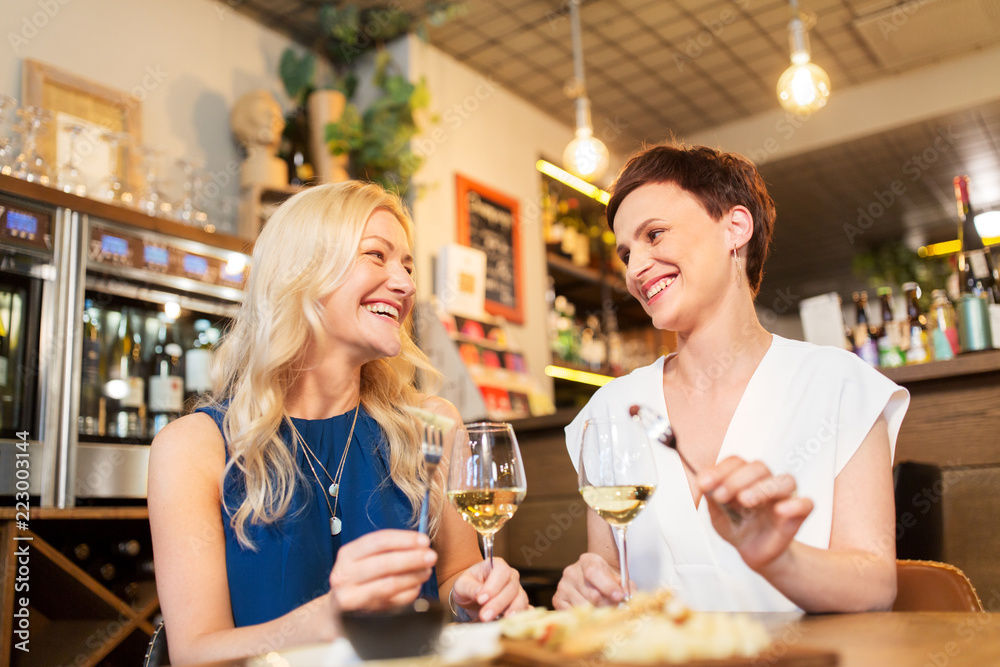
<box><xmin>893</xmin><ymin>559</ymin><xmax>984</xmax><ymax>612</ymax></box>
<box><xmin>144</xmin><ymin>621</ymin><xmax>169</xmax><ymax>667</ymax></box>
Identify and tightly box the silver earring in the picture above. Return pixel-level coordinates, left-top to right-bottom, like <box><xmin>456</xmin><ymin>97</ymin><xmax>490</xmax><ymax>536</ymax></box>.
<box><xmin>733</xmin><ymin>245</ymin><xmax>743</xmax><ymax>284</ymax></box>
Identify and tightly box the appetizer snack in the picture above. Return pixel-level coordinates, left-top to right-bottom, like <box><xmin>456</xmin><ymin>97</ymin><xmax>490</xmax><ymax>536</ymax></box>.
<box><xmin>402</xmin><ymin>405</ymin><xmax>458</xmax><ymax>433</ymax></box>
<box><xmin>500</xmin><ymin>591</ymin><xmax>771</xmax><ymax>664</ymax></box>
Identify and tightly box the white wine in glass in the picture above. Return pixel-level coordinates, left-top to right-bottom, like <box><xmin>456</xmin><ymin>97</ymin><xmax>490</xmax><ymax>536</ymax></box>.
<box><xmin>447</xmin><ymin>422</ymin><xmax>527</xmax><ymax>570</ymax></box>
<box><xmin>578</xmin><ymin>416</ymin><xmax>658</xmax><ymax>601</ymax></box>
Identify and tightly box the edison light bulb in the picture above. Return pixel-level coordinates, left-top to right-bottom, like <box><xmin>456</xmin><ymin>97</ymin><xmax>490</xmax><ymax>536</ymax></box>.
<box><xmin>563</xmin><ymin>126</ymin><xmax>610</xmax><ymax>183</ymax></box>
<box><xmin>777</xmin><ymin>56</ymin><xmax>830</xmax><ymax>114</ymax></box>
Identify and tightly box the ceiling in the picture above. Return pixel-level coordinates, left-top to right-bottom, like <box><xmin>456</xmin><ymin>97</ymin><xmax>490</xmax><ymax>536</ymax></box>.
<box><xmin>235</xmin><ymin>0</ymin><xmax>1000</xmax><ymax>301</ymax></box>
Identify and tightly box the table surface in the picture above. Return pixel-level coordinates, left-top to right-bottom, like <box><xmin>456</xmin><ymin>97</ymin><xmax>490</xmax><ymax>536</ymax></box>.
<box><xmin>178</xmin><ymin>612</ymin><xmax>1000</xmax><ymax>667</ymax></box>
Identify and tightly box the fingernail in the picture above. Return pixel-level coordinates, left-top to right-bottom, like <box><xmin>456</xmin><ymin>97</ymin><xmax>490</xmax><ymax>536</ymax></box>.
<box><xmin>481</xmin><ymin>609</ymin><xmax>494</xmax><ymax>622</ymax></box>
<box><xmin>424</xmin><ymin>551</ymin><xmax>436</xmax><ymax>564</ymax></box>
<box><xmin>417</xmin><ymin>534</ymin><xmax>430</xmax><ymax>546</ymax></box>
<box><xmin>612</xmin><ymin>590</ymin><xmax>623</xmax><ymax>602</ymax></box>
<box><xmin>477</xmin><ymin>592</ymin><xmax>489</xmax><ymax>604</ymax></box>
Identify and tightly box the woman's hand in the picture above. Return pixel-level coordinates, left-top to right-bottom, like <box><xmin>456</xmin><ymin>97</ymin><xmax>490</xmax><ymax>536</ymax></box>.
<box><xmin>697</xmin><ymin>456</ymin><xmax>814</xmax><ymax>572</ymax></box>
<box><xmin>449</xmin><ymin>557</ymin><xmax>529</xmax><ymax>621</ymax></box>
<box><xmin>329</xmin><ymin>530</ymin><xmax>437</xmax><ymax>611</ymax></box>
<box><xmin>552</xmin><ymin>552</ymin><xmax>633</xmax><ymax>609</ymax></box>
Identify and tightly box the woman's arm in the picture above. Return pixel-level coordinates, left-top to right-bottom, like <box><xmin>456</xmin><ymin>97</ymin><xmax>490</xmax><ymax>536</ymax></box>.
<box><xmin>421</xmin><ymin>397</ymin><xmax>529</xmax><ymax>620</ymax></box>
<box><xmin>701</xmin><ymin>415</ymin><xmax>897</xmax><ymax>612</ymax></box>
<box><xmin>148</xmin><ymin>413</ymin><xmax>339</xmax><ymax>665</ymax></box>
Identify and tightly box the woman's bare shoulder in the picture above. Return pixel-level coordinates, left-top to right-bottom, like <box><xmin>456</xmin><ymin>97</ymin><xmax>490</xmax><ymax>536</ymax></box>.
<box><xmin>149</xmin><ymin>412</ymin><xmax>226</xmax><ymax>479</ymax></box>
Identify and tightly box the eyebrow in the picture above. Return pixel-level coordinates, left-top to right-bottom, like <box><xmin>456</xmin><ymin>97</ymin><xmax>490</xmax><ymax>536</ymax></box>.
<box><xmin>362</xmin><ymin>235</ymin><xmax>414</xmax><ymax>264</ymax></box>
<box><xmin>616</xmin><ymin>218</ymin><xmax>664</xmax><ymax>255</ymax></box>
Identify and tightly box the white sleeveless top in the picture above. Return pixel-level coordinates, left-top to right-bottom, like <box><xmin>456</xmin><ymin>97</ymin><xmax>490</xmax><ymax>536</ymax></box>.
<box><xmin>565</xmin><ymin>335</ymin><xmax>910</xmax><ymax>612</ymax></box>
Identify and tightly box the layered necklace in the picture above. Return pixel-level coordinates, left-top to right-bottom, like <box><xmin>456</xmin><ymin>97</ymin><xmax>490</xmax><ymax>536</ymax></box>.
<box><xmin>298</xmin><ymin>402</ymin><xmax>361</xmax><ymax>536</ymax></box>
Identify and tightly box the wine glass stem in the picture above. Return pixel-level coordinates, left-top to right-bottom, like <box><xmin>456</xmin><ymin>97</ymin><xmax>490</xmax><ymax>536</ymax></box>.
<box><xmin>613</xmin><ymin>525</ymin><xmax>630</xmax><ymax>601</ymax></box>
<box><xmin>481</xmin><ymin>533</ymin><xmax>494</xmax><ymax>572</ymax></box>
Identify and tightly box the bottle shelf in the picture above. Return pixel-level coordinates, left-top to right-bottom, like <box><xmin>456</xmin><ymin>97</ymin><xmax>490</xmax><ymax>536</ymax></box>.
<box><xmin>545</xmin><ymin>252</ymin><xmax>648</xmax><ymax>329</ymax></box>
<box><xmin>0</xmin><ymin>511</ymin><xmax>159</xmax><ymax>667</ymax></box>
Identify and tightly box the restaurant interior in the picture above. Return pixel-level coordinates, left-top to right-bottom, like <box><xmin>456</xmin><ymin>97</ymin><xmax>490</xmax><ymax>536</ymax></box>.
<box><xmin>0</xmin><ymin>0</ymin><xmax>999</xmax><ymax>665</ymax></box>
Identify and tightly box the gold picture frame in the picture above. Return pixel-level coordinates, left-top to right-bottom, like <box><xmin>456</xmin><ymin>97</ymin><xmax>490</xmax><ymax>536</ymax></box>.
<box><xmin>21</xmin><ymin>59</ymin><xmax>143</xmax><ymax>186</ymax></box>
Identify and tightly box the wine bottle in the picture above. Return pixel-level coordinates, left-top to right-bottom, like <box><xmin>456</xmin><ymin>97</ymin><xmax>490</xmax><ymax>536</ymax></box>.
<box><xmin>928</xmin><ymin>290</ymin><xmax>959</xmax><ymax>361</ymax></box>
<box><xmin>954</xmin><ymin>176</ymin><xmax>999</xmax><ymax>303</ymax></box>
<box><xmin>79</xmin><ymin>300</ymin><xmax>102</xmax><ymax>436</ymax></box>
<box><xmin>282</xmin><ymin>107</ymin><xmax>315</xmax><ymax>186</ymax></box>
<box><xmin>149</xmin><ymin>317</ymin><xmax>184</xmax><ymax>436</ymax></box>
<box><xmin>115</xmin><ymin>539</ymin><xmax>141</xmax><ymax>557</ymax></box>
<box><xmin>184</xmin><ymin>319</ymin><xmax>215</xmax><ymax>407</ymax></box>
<box><xmin>954</xmin><ymin>176</ymin><xmax>996</xmax><ymax>352</ymax></box>
<box><xmin>852</xmin><ymin>291</ymin><xmax>879</xmax><ymax>367</ymax></box>
<box><xmin>104</xmin><ymin>307</ymin><xmax>145</xmax><ymax>438</ymax></box>
<box><xmin>902</xmin><ymin>283</ymin><xmax>931</xmax><ymax>365</ymax></box>
<box><xmin>875</xmin><ymin>287</ymin><xmax>905</xmax><ymax>367</ymax></box>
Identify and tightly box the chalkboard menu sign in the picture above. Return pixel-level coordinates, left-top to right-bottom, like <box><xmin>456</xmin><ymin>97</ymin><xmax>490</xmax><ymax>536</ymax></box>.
<box><xmin>456</xmin><ymin>174</ymin><xmax>522</xmax><ymax>323</ymax></box>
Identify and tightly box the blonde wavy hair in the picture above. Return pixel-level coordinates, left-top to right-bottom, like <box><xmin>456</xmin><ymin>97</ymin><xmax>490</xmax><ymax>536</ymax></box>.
<box><xmin>210</xmin><ymin>181</ymin><xmax>441</xmax><ymax>549</ymax></box>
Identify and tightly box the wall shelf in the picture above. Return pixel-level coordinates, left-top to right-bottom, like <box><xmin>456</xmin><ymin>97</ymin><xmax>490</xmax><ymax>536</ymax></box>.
<box><xmin>0</xmin><ymin>511</ymin><xmax>158</xmax><ymax>667</ymax></box>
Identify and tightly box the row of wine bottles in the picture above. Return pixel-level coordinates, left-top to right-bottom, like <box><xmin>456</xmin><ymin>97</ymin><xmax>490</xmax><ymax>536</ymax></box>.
<box><xmin>60</xmin><ymin>537</ymin><xmax>156</xmax><ymax>603</ymax></box>
<box><xmin>849</xmin><ymin>175</ymin><xmax>998</xmax><ymax>366</ymax></box>
<box><xmin>79</xmin><ymin>300</ymin><xmax>223</xmax><ymax>440</ymax></box>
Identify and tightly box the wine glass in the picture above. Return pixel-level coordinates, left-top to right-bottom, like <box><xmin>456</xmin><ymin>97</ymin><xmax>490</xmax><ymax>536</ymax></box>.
<box><xmin>0</xmin><ymin>95</ymin><xmax>18</xmax><ymax>175</ymax></box>
<box><xmin>98</xmin><ymin>131</ymin><xmax>133</xmax><ymax>205</ymax></box>
<box><xmin>578</xmin><ymin>415</ymin><xmax>658</xmax><ymax>601</ymax></box>
<box><xmin>446</xmin><ymin>422</ymin><xmax>527</xmax><ymax>571</ymax></box>
<box><xmin>173</xmin><ymin>157</ymin><xmax>208</xmax><ymax>228</ymax></box>
<box><xmin>12</xmin><ymin>106</ymin><xmax>53</xmax><ymax>185</ymax></box>
<box><xmin>134</xmin><ymin>145</ymin><xmax>172</xmax><ymax>217</ymax></box>
<box><xmin>56</xmin><ymin>122</ymin><xmax>89</xmax><ymax>196</ymax></box>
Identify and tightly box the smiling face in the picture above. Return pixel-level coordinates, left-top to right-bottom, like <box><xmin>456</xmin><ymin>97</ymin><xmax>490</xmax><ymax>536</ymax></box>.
<box><xmin>318</xmin><ymin>208</ymin><xmax>416</xmax><ymax>365</ymax></box>
<box><xmin>615</xmin><ymin>182</ymin><xmax>734</xmax><ymax>332</ymax></box>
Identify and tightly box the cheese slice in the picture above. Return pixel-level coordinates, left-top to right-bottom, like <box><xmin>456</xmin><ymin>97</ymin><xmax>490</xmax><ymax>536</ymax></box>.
<box><xmin>402</xmin><ymin>405</ymin><xmax>457</xmax><ymax>433</ymax></box>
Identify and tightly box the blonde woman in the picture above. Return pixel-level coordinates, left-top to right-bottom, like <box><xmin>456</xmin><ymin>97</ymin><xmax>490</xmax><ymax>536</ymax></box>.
<box><xmin>149</xmin><ymin>181</ymin><xmax>528</xmax><ymax>665</ymax></box>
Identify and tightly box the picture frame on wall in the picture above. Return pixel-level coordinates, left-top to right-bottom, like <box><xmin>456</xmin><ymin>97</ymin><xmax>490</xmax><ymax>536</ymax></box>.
<box><xmin>455</xmin><ymin>173</ymin><xmax>523</xmax><ymax>324</ymax></box>
<box><xmin>21</xmin><ymin>59</ymin><xmax>143</xmax><ymax>192</ymax></box>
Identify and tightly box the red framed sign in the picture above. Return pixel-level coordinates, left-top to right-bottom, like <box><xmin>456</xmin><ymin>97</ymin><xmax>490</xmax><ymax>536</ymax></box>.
<box><xmin>455</xmin><ymin>174</ymin><xmax>523</xmax><ymax>324</ymax></box>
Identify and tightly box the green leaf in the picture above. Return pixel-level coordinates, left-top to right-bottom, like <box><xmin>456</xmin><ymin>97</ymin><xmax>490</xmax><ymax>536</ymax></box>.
<box><xmin>279</xmin><ymin>49</ymin><xmax>315</xmax><ymax>102</ymax></box>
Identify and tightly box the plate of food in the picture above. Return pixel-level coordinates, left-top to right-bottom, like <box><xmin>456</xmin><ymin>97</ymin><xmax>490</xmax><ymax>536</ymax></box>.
<box><xmin>498</xmin><ymin>591</ymin><xmax>837</xmax><ymax>666</ymax></box>
<box><xmin>251</xmin><ymin>621</ymin><xmax>503</xmax><ymax>667</ymax></box>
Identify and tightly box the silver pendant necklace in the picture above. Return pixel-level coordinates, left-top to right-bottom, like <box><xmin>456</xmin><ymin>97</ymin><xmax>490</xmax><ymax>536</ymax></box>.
<box><xmin>299</xmin><ymin>403</ymin><xmax>360</xmax><ymax>536</ymax></box>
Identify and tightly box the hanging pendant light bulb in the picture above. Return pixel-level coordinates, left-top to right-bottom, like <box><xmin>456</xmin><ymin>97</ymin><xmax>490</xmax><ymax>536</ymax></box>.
<box><xmin>776</xmin><ymin>1</ymin><xmax>830</xmax><ymax>114</ymax></box>
<box><xmin>562</xmin><ymin>0</ymin><xmax>609</xmax><ymax>182</ymax></box>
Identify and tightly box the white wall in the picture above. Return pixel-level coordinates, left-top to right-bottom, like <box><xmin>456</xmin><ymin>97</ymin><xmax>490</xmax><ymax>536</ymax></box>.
<box><xmin>407</xmin><ymin>38</ymin><xmax>588</xmax><ymax>399</ymax></box>
<box><xmin>1</xmin><ymin>0</ymin><xmax>304</xmax><ymax>234</ymax></box>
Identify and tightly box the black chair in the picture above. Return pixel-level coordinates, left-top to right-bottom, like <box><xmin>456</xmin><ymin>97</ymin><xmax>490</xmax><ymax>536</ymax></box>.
<box><xmin>144</xmin><ymin>622</ymin><xmax>168</xmax><ymax>667</ymax></box>
<box><xmin>892</xmin><ymin>461</ymin><xmax>944</xmax><ymax>561</ymax></box>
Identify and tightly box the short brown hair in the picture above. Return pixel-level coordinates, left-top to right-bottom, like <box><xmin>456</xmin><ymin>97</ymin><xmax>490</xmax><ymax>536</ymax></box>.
<box><xmin>606</xmin><ymin>144</ymin><xmax>775</xmax><ymax>297</ymax></box>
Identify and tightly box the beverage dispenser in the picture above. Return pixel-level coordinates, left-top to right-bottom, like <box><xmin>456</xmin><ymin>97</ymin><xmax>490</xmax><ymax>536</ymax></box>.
<box><xmin>0</xmin><ymin>192</ymin><xmax>72</xmax><ymax>506</ymax></box>
<box><xmin>76</xmin><ymin>218</ymin><xmax>248</xmax><ymax>502</ymax></box>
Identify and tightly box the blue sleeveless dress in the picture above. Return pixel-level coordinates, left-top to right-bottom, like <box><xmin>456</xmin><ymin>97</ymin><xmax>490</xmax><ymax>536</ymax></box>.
<box><xmin>197</xmin><ymin>404</ymin><xmax>438</xmax><ymax>627</ymax></box>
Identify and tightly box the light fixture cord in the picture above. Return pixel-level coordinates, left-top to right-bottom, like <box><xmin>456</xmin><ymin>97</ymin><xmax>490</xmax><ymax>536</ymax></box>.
<box><xmin>568</xmin><ymin>0</ymin><xmax>593</xmax><ymax>132</ymax></box>
<box><xmin>569</xmin><ymin>0</ymin><xmax>585</xmax><ymax>91</ymax></box>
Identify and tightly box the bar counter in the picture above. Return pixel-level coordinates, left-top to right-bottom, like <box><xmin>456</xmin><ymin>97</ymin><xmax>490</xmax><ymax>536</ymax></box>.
<box><xmin>880</xmin><ymin>349</ymin><xmax>1000</xmax><ymax>467</ymax></box>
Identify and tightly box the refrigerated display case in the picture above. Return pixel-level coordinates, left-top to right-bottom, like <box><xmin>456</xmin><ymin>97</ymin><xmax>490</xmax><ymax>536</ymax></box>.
<box><xmin>0</xmin><ymin>174</ymin><xmax>249</xmax><ymax>507</ymax></box>
<box><xmin>0</xmin><ymin>191</ymin><xmax>66</xmax><ymax>506</ymax></box>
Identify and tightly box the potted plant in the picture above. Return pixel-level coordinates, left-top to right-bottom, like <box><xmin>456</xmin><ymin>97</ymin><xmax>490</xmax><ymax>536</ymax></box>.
<box><xmin>278</xmin><ymin>2</ymin><xmax>464</xmax><ymax>193</ymax></box>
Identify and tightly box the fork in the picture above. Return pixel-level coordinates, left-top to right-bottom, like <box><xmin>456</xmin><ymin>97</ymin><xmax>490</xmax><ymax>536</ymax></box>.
<box><xmin>418</xmin><ymin>423</ymin><xmax>444</xmax><ymax>535</ymax></box>
<box><xmin>629</xmin><ymin>405</ymin><xmax>746</xmax><ymax>527</ymax></box>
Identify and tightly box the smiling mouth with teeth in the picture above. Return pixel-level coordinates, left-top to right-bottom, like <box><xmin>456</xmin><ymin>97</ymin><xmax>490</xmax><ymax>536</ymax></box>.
<box><xmin>645</xmin><ymin>276</ymin><xmax>677</xmax><ymax>300</ymax></box>
<box><xmin>363</xmin><ymin>303</ymin><xmax>400</xmax><ymax>321</ymax></box>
